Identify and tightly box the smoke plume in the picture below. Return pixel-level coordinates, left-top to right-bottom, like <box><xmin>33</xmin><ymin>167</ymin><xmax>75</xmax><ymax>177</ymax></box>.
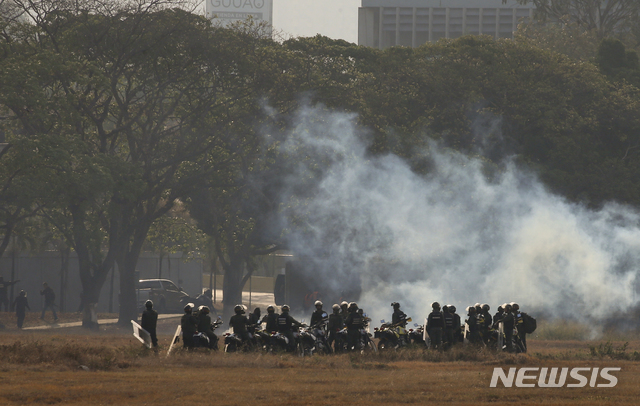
<box><xmin>274</xmin><ymin>106</ymin><xmax>640</xmax><ymax>328</ymax></box>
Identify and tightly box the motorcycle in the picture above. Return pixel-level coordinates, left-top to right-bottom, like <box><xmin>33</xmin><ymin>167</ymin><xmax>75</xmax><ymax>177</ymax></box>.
<box><xmin>359</xmin><ymin>317</ymin><xmax>377</xmax><ymax>353</ymax></box>
<box><xmin>298</xmin><ymin>321</ymin><xmax>331</xmax><ymax>356</ymax></box>
<box><xmin>192</xmin><ymin>317</ymin><xmax>224</xmax><ymax>350</ymax></box>
<box><xmin>408</xmin><ymin>323</ymin><xmax>427</xmax><ymax>347</ymax></box>
<box><xmin>374</xmin><ymin>317</ymin><xmax>412</xmax><ymax>351</ymax></box>
<box><xmin>223</xmin><ymin>332</ymin><xmax>245</xmax><ymax>352</ymax></box>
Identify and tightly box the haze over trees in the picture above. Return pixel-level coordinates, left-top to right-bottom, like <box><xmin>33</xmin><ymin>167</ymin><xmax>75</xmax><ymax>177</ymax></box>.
<box><xmin>2</xmin><ymin>0</ymin><xmax>640</xmax><ymax>324</ymax></box>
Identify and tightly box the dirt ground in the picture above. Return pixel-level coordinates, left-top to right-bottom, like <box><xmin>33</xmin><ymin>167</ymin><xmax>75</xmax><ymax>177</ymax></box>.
<box><xmin>1</xmin><ymin>312</ymin><xmax>639</xmax><ymax>405</ymax></box>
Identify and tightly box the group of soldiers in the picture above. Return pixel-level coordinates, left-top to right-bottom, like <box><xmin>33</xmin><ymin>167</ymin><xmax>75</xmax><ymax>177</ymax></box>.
<box><xmin>421</xmin><ymin>301</ymin><xmax>530</xmax><ymax>352</ymax></box>
<box><xmin>174</xmin><ymin>298</ymin><xmax>531</xmax><ymax>353</ymax></box>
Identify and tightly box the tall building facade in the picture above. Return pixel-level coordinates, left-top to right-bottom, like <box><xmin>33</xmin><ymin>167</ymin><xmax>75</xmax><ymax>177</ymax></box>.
<box><xmin>358</xmin><ymin>0</ymin><xmax>535</xmax><ymax>48</ymax></box>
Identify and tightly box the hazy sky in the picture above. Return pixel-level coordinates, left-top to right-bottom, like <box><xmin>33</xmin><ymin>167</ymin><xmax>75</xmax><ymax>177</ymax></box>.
<box><xmin>272</xmin><ymin>0</ymin><xmax>360</xmax><ymax>43</ymax></box>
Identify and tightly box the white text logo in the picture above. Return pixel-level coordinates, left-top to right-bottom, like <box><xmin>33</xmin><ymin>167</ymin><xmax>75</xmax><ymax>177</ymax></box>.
<box><xmin>489</xmin><ymin>367</ymin><xmax>620</xmax><ymax>388</ymax></box>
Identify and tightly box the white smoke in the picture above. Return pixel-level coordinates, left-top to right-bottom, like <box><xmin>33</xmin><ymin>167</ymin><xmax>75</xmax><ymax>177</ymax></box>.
<box><xmin>276</xmin><ymin>105</ymin><xmax>640</xmax><ymax>327</ymax></box>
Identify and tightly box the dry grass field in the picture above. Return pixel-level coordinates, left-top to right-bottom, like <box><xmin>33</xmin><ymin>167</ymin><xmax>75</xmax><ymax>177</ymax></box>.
<box><xmin>1</xmin><ymin>312</ymin><xmax>639</xmax><ymax>405</ymax></box>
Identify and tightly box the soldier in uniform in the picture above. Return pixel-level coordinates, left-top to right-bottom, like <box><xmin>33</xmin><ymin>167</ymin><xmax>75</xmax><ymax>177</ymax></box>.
<box><xmin>247</xmin><ymin>307</ymin><xmax>262</xmax><ymax>335</ymax></box>
<box><xmin>181</xmin><ymin>304</ymin><xmax>198</xmax><ymax>349</ymax></box>
<box><xmin>229</xmin><ymin>305</ymin><xmax>251</xmax><ymax>345</ymax></box>
<box><xmin>426</xmin><ymin>302</ymin><xmax>445</xmax><ymax>350</ymax></box>
<box><xmin>443</xmin><ymin>305</ymin><xmax>455</xmax><ymax>349</ymax></box>
<box><xmin>276</xmin><ymin>304</ymin><xmax>303</xmax><ymax>352</ymax></box>
<box><xmin>344</xmin><ymin>302</ymin><xmax>363</xmax><ymax>351</ymax></box>
<box><xmin>197</xmin><ymin>306</ymin><xmax>218</xmax><ymax>350</ymax></box>
<box><xmin>450</xmin><ymin>305</ymin><xmax>462</xmax><ymax>343</ymax></box>
<box><xmin>465</xmin><ymin>306</ymin><xmax>481</xmax><ymax>345</ymax></box>
<box><xmin>262</xmin><ymin>305</ymin><xmax>279</xmax><ymax>333</ymax></box>
<box><xmin>141</xmin><ymin>300</ymin><xmax>158</xmax><ymax>348</ymax></box>
<box><xmin>501</xmin><ymin>303</ymin><xmax>515</xmax><ymax>352</ymax></box>
<box><xmin>391</xmin><ymin>302</ymin><xmax>407</xmax><ymax>326</ymax></box>
<box><xmin>512</xmin><ymin>303</ymin><xmax>527</xmax><ymax>352</ymax></box>
<box><xmin>339</xmin><ymin>301</ymin><xmax>349</xmax><ymax>323</ymax></box>
<box><xmin>310</xmin><ymin>300</ymin><xmax>327</xmax><ymax>327</ymax></box>
<box><xmin>327</xmin><ymin>303</ymin><xmax>344</xmax><ymax>353</ymax></box>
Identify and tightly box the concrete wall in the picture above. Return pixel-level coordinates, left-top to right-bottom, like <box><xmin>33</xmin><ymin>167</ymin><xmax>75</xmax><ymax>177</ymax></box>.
<box><xmin>0</xmin><ymin>252</ymin><xmax>203</xmax><ymax>313</ymax></box>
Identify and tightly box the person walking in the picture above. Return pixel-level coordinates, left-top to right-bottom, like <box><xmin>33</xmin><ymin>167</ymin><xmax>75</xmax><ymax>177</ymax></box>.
<box><xmin>40</xmin><ymin>282</ymin><xmax>58</xmax><ymax>321</ymax></box>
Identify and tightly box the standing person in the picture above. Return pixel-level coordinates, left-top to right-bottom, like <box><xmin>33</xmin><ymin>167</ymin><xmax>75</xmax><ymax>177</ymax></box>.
<box><xmin>450</xmin><ymin>305</ymin><xmax>462</xmax><ymax>344</ymax></box>
<box><xmin>501</xmin><ymin>303</ymin><xmax>515</xmax><ymax>352</ymax></box>
<box><xmin>39</xmin><ymin>282</ymin><xmax>58</xmax><ymax>321</ymax></box>
<box><xmin>140</xmin><ymin>300</ymin><xmax>158</xmax><ymax>348</ymax></box>
<box><xmin>427</xmin><ymin>302</ymin><xmax>445</xmax><ymax>350</ymax></box>
<box><xmin>181</xmin><ymin>304</ymin><xmax>198</xmax><ymax>349</ymax></box>
<box><xmin>465</xmin><ymin>306</ymin><xmax>481</xmax><ymax>345</ymax></box>
<box><xmin>339</xmin><ymin>301</ymin><xmax>349</xmax><ymax>323</ymax></box>
<box><xmin>13</xmin><ymin>290</ymin><xmax>30</xmax><ymax>329</ymax></box>
<box><xmin>310</xmin><ymin>301</ymin><xmax>327</xmax><ymax>327</ymax></box>
<box><xmin>327</xmin><ymin>304</ymin><xmax>344</xmax><ymax>353</ymax></box>
<box><xmin>512</xmin><ymin>303</ymin><xmax>527</xmax><ymax>352</ymax></box>
<box><xmin>344</xmin><ymin>302</ymin><xmax>364</xmax><ymax>351</ymax></box>
<box><xmin>443</xmin><ymin>305</ymin><xmax>455</xmax><ymax>349</ymax></box>
<box><xmin>0</xmin><ymin>277</ymin><xmax>19</xmax><ymax>312</ymax></box>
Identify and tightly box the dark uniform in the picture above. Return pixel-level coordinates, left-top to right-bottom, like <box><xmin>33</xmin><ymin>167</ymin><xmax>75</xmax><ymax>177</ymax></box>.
<box><xmin>514</xmin><ymin>311</ymin><xmax>527</xmax><ymax>352</ymax></box>
<box><xmin>181</xmin><ymin>311</ymin><xmax>198</xmax><ymax>349</ymax></box>
<box><xmin>40</xmin><ymin>283</ymin><xmax>58</xmax><ymax>321</ymax></box>
<box><xmin>466</xmin><ymin>311</ymin><xmax>481</xmax><ymax>345</ymax></box>
<box><xmin>276</xmin><ymin>311</ymin><xmax>303</xmax><ymax>351</ymax></box>
<box><xmin>501</xmin><ymin>309</ymin><xmax>515</xmax><ymax>351</ymax></box>
<box><xmin>427</xmin><ymin>309</ymin><xmax>445</xmax><ymax>349</ymax></box>
<box><xmin>451</xmin><ymin>309</ymin><xmax>462</xmax><ymax>343</ymax></box>
<box><xmin>197</xmin><ymin>312</ymin><xmax>218</xmax><ymax>349</ymax></box>
<box><xmin>262</xmin><ymin>311</ymin><xmax>279</xmax><ymax>333</ymax></box>
<box><xmin>229</xmin><ymin>313</ymin><xmax>251</xmax><ymax>343</ymax></box>
<box><xmin>247</xmin><ymin>309</ymin><xmax>262</xmax><ymax>334</ymax></box>
<box><xmin>310</xmin><ymin>309</ymin><xmax>327</xmax><ymax>327</ymax></box>
<box><xmin>443</xmin><ymin>309</ymin><xmax>455</xmax><ymax>349</ymax></box>
<box><xmin>141</xmin><ymin>306</ymin><xmax>159</xmax><ymax>347</ymax></box>
<box><xmin>344</xmin><ymin>307</ymin><xmax>364</xmax><ymax>351</ymax></box>
<box><xmin>392</xmin><ymin>308</ymin><xmax>407</xmax><ymax>326</ymax></box>
<box><xmin>327</xmin><ymin>309</ymin><xmax>345</xmax><ymax>353</ymax></box>
<box><xmin>13</xmin><ymin>291</ymin><xmax>30</xmax><ymax>329</ymax></box>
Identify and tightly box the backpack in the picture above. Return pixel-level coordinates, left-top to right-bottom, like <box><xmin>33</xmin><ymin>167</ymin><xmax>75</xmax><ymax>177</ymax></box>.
<box><xmin>522</xmin><ymin>313</ymin><xmax>537</xmax><ymax>334</ymax></box>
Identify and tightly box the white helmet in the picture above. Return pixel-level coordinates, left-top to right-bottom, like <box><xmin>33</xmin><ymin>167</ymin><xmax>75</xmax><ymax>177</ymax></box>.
<box><xmin>314</xmin><ymin>300</ymin><xmax>323</xmax><ymax>307</ymax></box>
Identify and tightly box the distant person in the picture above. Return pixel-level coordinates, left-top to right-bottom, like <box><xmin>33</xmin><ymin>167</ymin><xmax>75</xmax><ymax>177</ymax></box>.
<box><xmin>181</xmin><ymin>304</ymin><xmax>197</xmax><ymax>349</ymax></box>
<box><xmin>0</xmin><ymin>276</ymin><xmax>19</xmax><ymax>312</ymax></box>
<box><xmin>13</xmin><ymin>290</ymin><xmax>31</xmax><ymax>329</ymax></box>
<box><xmin>426</xmin><ymin>302</ymin><xmax>444</xmax><ymax>350</ymax></box>
<box><xmin>276</xmin><ymin>304</ymin><xmax>303</xmax><ymax>352</ymax></box>
<box><xmin>141</xmin><ymin>300</ymin><xmax>158</xmax><ymax>348</ymax></box>
<box><xmin>261</xmin><ymin>305</ymin><xmax>279</xmax><ymax>333</ymax></box>
<box><xmin>310</xmin><ymin>301</ymin><xmax>327</xmax><ymax>327</ymax></box>
<box><xmin>39</xmin><ymin>282</ymin><xmax>58</xmax><ymax>321</ymax></box>
<box><xmin>247</xmin><ymin>307</ymin><xmax>262</xmax><ymax>334</ymax></box>
<box><xmin>327</xmin><ymin>304</ymin><xmax>344</xmax><ymax>353</ymax></box>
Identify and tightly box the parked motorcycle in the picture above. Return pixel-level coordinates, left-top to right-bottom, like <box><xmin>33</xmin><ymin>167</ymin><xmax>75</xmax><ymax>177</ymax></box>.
<box><xmin>298</xmin><ymin>321</ymin><xmax>331</xmax><ymax>356</ymax></box>
<box><xmin>192</xmin><ymin>317</ymin><xmax>224</xmax><ymax>350</ymax></box>
<box><xmin>408</xmin><ymin>323</ymin><xmax>427</xmax><ymax>347</ymax></box>
<box><xmin>374</xmin><ymin>317</ymin><xmax>412</xmax><ymax>351</ymax></box>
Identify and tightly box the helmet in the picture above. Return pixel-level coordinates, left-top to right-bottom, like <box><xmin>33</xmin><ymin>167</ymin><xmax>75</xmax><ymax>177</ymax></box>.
<box><xmin>145</xmin><ymin>300</ymin><xmax>153</xmax><ymax>309</ymax></box>
<box><xmin>267</xmin><ymin>305</ymin><xmax>275</xmax><ymax>313</ymax></box>
<box><xmin>432</xmin><ymin>302</ymin><xmax>440</xmax><ymax>309</ymax></box>
<box><xmin>467</xmin><ymin>306</ymin><xmax>476</xmax><ymax>314</ymax></box>
<box><xmin>281</xmin><ymin>304</ymin><xmax>290</xmax><ymax>312</ymax></box>
<box><xmin>184</xmin><ymin>304</ymin><xmax>192</xmax><ymax>313</ymax></box>
<box><xmin>442</xmin><ymin>305</ymin><xmax>449</xmax><ymax>312</ymax></box>
<box><xmin>474</xmin><ymin>303</ymin><xmax>481</xmax><ymax>307</ymax></box>
<box><xmin>314</xmin><ymin>300</ymin><xmax>323</xmax><ymax>307</ymax></box>
<box><xmin>497</xmin><ymin>305</ymin><xmax>503</xmax><ymax>312</ymax></box>
<box><xmin>503</xmin><ymin>303</ymin><xmax>512</xmax><ymax>311</ymax></box>
<box><xmin>482</xmin><ymin>304</ymin><xmax>490</xmax><ymax>311</ymax></box>
<box><xmin>391</xmin><ymin>302</ymin><xmax>400</xmax><ymax>308</ymax></box>
<box><xmin>19</xmin><ymin>290</ymin><xmax>26</xmax><ymax>297</ymax></box>
<box><xmin>340</xmin><ymin>301</ymin><xmax>348</xmax><ymax>307</ymax></box>
<box><xmin>512</xmin><ymin>303</ymin><xmax>520</xmax><ymax>311</ymax></box>
<box><xmin>449</xmin><ymin>305</ymin><xmax>456</xmax><ymax>313</ymax></box>
<box><xmin>234</xmin><ymin>305</ymin><xmax>245</xmax><ymax>314</ymax></box>
<box><xmin>332</xmin><ymin>304</ymin><xmax>340</xmax><ymax>311</ymax></box>
<box><xmin>349</xmin><ymin>302</ymin><xmax>358</xmax><ymax>309</ymax></box>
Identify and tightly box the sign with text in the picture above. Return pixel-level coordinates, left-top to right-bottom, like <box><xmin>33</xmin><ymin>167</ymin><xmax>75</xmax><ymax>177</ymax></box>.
<box><xmin>206</xmin><ymin>0</ymin><xmax>273</xmax><ymax>27</ymax></box>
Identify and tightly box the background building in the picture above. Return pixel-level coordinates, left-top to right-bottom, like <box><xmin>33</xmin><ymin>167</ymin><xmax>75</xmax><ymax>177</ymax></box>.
<box><xmin>205</xmin><ymin>0</ymin><xmax>273</xmax><ymax>29</ymax></box>
<box><xmin>358</xmin><ymin>0</ymin><xmax>535</xmax><ymax>48</ymax></box>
